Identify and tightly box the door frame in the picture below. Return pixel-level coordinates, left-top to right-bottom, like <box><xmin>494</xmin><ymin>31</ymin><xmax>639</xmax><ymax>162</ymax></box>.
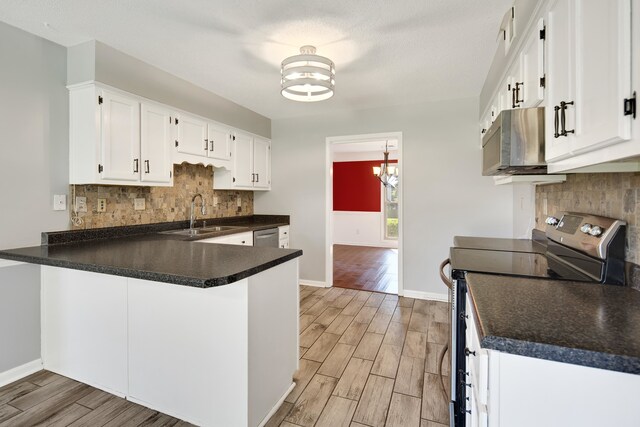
<box><xmin>325</xmin><ymin>131</ymin><xmax>404</xmax><ymax>295</ymax></box>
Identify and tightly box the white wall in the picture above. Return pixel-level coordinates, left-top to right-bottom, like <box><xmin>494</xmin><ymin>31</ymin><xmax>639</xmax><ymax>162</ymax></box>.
<box><xmin>255</xmin><ymin>97</ymin><xmax>514</xmax><ymax>298</ymax></box>
<box><xmin>332</xmin><ymin>212</ymin><xmax>398</xmax><ymax>248</ymax></box>
<box><xmin>68</xmin><ymin>41</ymin><xmax>271</xmax><ymax>138</ymax></box>
<box><xmin>0</xmin><ymin>21</ymin><xmax>69</xmax><ymax>372</ymax></box>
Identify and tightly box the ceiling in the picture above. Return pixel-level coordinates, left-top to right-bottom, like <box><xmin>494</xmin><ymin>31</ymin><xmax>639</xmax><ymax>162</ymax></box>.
<box><xmin>0</xmin><ymin>0</ymin><xmax>513</xmax><ymax>120</ymax></box>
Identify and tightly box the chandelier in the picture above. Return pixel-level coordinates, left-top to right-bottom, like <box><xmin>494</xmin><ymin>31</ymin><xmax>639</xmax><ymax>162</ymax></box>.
<box><xmin>373</xmin><ymin>141</ymin><xmax>398</xmax><ymax>188</ymax></box>
<box><xmin>281</xmin><ymin>45</ymin><xmax>335</xmax><ymax>102</ymax></box>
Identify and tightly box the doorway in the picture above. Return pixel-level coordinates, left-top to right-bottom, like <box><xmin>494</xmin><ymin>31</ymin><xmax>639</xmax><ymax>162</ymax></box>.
<box><xmin>325</xmin><ymin>132</ymin><xmax>403</xmax><ymax>295</ymax></box>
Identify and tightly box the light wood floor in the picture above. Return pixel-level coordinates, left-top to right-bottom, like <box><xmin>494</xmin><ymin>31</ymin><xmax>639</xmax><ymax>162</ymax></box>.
<box><xmin>266</xmin><ymin>285</ymin><xmax>450</xmax><ymax>427</ymax></box>
<box><xmin>333</xmin><ymin>245</ymin><xmax>399</xmax><ymax>294</ymax></box>
<box><xmin>0</xmin><ymin>370</ymin><xmax>194</xmax><ymax>426</ymax></box>
<box><xmin>0</xmin><ymin>286</ymin><xmax>449</xmax><ymax>427</ymax></box>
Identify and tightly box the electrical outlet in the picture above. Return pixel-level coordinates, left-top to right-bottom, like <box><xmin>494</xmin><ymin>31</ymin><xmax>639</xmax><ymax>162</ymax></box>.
<box><xmin>213</xmin><ymin>196</ymin><xmax>219</xmax><ymax>205</ymax></box>
<box><xmin>97</xmin><ymin>198</ymin><xmax>107</xmax><ymax>212</ymax></box>
<box><xmin>236</xmin><ymin>196</ymin><xmax>242</xmax><ymax>207</ymax></box>
<box><xmin>542</xmin><ymin>198</ymin><xmax>548</xmax><ymax>215</ymax></box>
<box><xmin>134</xmin><ymin>198</ymin><xmax>146</xmax><ymax>211</ymax></box>
<box><xmin>75</xmin><ymin>196</ymin><xmax>87</xmax><ymax>213</ymax></box>
<box><xmin>53</xmin><ymin>195</ymin><xmax>66</xmax><ymax>211</ymax></box>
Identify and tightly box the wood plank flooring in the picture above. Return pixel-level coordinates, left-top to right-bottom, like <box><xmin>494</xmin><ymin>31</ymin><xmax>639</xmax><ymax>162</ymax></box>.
<box><xmin>333</xmin><ymin>245</ymin><xmax>398</xmax><ymax>294</ymax></box>
<box><xmin>0</xmin><ymin>370</ymin><xmax>194</xmax><ymax>426</ymax></box>
<box><xmin>0</xmin><ymin>285</ymin><xmax>449</xmax><ymax>427</ymax></box>
<box><xmin>267</xmin><ymin>285</ymin><xmax>450</xmax><ymax>427</ymax></box>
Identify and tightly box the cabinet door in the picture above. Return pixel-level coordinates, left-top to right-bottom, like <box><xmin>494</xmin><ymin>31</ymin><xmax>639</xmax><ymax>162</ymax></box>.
<box><xmin>520</xmin><ymin>19</ymin><xmax>545</xmax><ymax>107</ymax></box>
<box><xmin>573</xmin><ymin>0</ymin><xmax>631</xmax><ymax>154</ymax></box>
<box><xmin>507</xmin><ymin>61</ymin><xmax>522</xmax><ymax>109</ymax></box>
<box><xmin>207</xmin><ymin>123</ymin><xmax>231</xmax><ymax>160</ymax></box>
<box><xmin>140</xmin><ymin>103</ymin><xmax>172</xmax><ymax>184</ymax></box>
<box><xmin>232</xmin><ymin>132</ymin><xmax>253</xmax><ymax>187</ymax></box>
<box><xmin>252</xmin><ymin>137</ymin><xmax>270</xmax><ymax>189</ymax></box>
<box><xmin>545</xmin><ymin>0</ymin><xmax>575</xmax><ymax>161</ymax></box>
<box><xmin>100</xmin><ymin>90</ymin><xmax>140</xmax><ymax>181</ymax></box>
<box><xmin>176</xmin><ymin>114</ymin><xmax>207</xmax><ymax>157</ymax></box>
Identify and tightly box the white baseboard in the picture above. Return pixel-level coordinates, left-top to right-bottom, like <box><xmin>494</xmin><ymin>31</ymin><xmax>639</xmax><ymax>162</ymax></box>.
<box><xmin>299</xmin><ymin>279</ymin><xmax>328</xmax><ymax>288</ymax></box>
<box><xmin>333</xmin><ymin>241</ymin><xmax>399</xmax><ymax>249</ymax></box>
<box><xmin>258</xmin><ymin>382</ymin><xmax>296</xmax><ymax>427</ymax></box>
<box><xmin>402</xmin><ymin>290</ymin><xmax>448</xmax><ymax>302</ymax></box>
<box><xmin>0</xmin><ymin>359</ymin><xmax>43</xmax><ymax>388</ymax></box>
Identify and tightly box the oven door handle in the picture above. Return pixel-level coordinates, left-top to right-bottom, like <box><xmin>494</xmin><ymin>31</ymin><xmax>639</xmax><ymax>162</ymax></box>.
<box><xmin>440</xmin><ymin>258</ymin><xmax>453</xmax><ymax>290</ymax></box>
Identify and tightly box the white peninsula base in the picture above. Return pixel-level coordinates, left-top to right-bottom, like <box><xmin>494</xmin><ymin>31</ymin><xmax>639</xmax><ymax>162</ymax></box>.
<box><xmin>41</xmin><ymin>260</ymin><xmax>299</xmax><ymax>427</ymax></box>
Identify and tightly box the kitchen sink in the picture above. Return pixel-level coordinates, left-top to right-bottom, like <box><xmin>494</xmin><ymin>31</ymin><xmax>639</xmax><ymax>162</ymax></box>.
<box><xmin>160</xmin><ymin>225</ymin><xmax>247</xmax><ymax>237</ymax></box>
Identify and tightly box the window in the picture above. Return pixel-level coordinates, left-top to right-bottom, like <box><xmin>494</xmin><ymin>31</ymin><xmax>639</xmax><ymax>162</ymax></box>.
<box><xmin>383</xmin><ymin>185</ymin><xmax>398</xmax><ymax>240</ymax></box>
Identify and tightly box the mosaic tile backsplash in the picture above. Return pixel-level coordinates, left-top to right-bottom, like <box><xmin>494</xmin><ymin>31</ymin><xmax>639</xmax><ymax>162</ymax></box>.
<box><xmin>535</xmin><ymin>173</ymin><xmax>639</xmax><ymax>265</ymax></box>
<box><xmin>71</xmin><ymin>163</ymin><xmax>253</xmax><ymax>229</ymax></box>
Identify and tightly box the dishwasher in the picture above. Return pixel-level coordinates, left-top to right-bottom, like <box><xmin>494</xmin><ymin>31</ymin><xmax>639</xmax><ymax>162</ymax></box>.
<box><xmin>253</xmin><ymin>228</ymin><xmax>279</xmax><ymax>247</ymax></box>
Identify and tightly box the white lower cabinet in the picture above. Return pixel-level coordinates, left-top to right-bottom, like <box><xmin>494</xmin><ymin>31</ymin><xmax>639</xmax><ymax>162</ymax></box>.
<box><xmin>465</xmin><ymin>299</ymin><xmax>640</xmax><ymax>426</ymax></box>
<box><xmin>197</xmin><ymin>231</ymin><xmax>253</xmax><ymax>246</ymax></box>
<box><xmin>41</xmin><ymin>262</ymin><xmax>299</xmax><ymax>427</ymax></box>
<box><xmin>42</xmin><ymin>267</ymin><xmax>128</xmax><ymax>396</ymax></box>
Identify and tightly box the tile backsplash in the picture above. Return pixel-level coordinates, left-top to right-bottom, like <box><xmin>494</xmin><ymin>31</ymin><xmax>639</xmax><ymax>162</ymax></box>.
<box><xmin>71</xmin><ymin>163</ymin><xmax>253</xmax><ymax>229</ymax></box>
<box><xmin>535</xmin><ymin>173</ymin><xmax>639</xmax><ymax>264</ymax></box>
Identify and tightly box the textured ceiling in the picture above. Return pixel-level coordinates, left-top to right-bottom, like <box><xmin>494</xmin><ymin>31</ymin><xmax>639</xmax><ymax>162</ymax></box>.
<box><xmin>0</xmin><ymin>0</ymin><xmax>513</xmax><ymax>119</ymax></box>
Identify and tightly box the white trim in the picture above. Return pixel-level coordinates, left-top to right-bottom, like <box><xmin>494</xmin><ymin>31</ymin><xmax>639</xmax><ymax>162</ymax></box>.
<box><xmin>299</xmin><ymin>279</ymin><xmax>329</xmax><ymax>288</ymax></box>
<box><xmin>258</xmin><ymin>382</ymin><xmax>296</xmax><ymax>427</ymax></box>
<box><xmin>332</xmin><ymin>241</ymin><xmax>398</xmax><ymax>249</ymax></box>
<box><xmin>402</xmin><ymin>290</ymin><xmax>449</xmax><ymax>302</ymax></box>
<box><xmin>0</xmin><ymin>359</ymin><xmax>43</xmax><ymax>388</ymax></box>
<box><xmin>326</xmin><ymin>132</ymin><xmax>404</xmax><ymax>295</ymax></box>
<box><xmin>0</xmin><ymin>259</ymin><xmax>26</xmax><ymax>268</ymax></box>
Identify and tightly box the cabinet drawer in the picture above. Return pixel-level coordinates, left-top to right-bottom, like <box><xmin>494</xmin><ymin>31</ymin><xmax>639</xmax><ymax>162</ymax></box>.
<box><xmin>196</xmin><ymin>231</ymin><xmax>253</xmax><ymax>246</ymax></box>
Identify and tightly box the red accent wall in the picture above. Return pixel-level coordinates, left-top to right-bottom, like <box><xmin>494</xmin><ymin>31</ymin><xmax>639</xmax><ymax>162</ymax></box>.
<box><xmin>333</xmin><ymin>160</ymin><xmax>397</xmax><ymax>212</ymax></box>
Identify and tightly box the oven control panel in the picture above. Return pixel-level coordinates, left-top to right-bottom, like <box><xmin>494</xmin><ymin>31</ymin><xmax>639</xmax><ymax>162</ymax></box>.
<box><xmin>545</xmin><ymin>212</ymin><xmax>626</xmax><ymax>260</ymax></box>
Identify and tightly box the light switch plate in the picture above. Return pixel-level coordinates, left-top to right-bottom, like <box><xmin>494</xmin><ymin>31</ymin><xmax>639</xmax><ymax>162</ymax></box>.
<box><xmin>53</xmin><ymin>194</ymin><xmax>66</xmax><ymax>211</ymax></box>
<box><xmin>97</xmin><ymin>198</ymin><xmax>107</xmax><ymax>212</ymax></box>
<box><xmin>236</xmin><ymin>196</ymin><xmax>241</xmax><ymax>207</ymax></box>
<box><xmin>134</xmin><ymin>198</ymin><xmax>145</xmax><ymax>211</ymax></box>
<box><xmin>213</xmin><ymin>196</ymin><xmax>219</xmax><ymax>205</ymax></box>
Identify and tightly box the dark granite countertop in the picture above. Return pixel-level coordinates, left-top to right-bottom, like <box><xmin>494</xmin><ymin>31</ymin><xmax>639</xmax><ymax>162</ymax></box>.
<box><xmin>466</xmin><ymin>272</ymin><xmax>640</xmax><ymax>374</ymax></box>
<box><xmin>0</xmin><ymin>215</ymin><xmax>301</xmax><ymax>288</ymax></box>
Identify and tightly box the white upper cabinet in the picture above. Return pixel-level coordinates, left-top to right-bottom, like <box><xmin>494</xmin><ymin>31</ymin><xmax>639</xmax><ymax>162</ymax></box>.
<box><xmin>100</xmin><ymin>90</ymin><xmax>141</xmax><ymax>182</ymax></box>
<box><xmin>546</xmin><ymin>0</ymin><xmax>575</xmax><ymax>162</ymax></box>
<box><xmin>519</xmin><ymin>18</ymin><xmax>545</xmax><ymax>108</ymax></box>
<box><xmin>141</xmin><ymin>102</ymin><xmax>173</xmax><ymax>184</ymax></box>
<box><xmin>69</xmin><ymin>82</ymin><xmax>270</xmax><ymax>189</ymax></box>
<box><xmin>481</xmin><ymin>1</ymin><xmax>637</xmax><ymax>173</ymax></box>
<box><xmin>233</xmin><ymin>132</ymin><xmax>253</xmax><ymax>187</ymax></box>
<box><xmin>213</xmin><ymin>132</ymin><xmax>271</xmax><ymax>191</ymax></box>
<box><xmin>572</xmin><ymin>0</ymin><xmax>632</xmax><ymax>154</ymax></box>
<box><xmin>252</xmin><ymin>137</ymin><xmax>270</xmax><ymax>189</ymax></box>
<box><xmin>546</xmin><ymin>0</ymin><xmax>633</xmax><ymax>165</ymax></box>
<box><xmin>176</xmin><ymin>114</ymin><xmax>208</xmax><ymax>157</ymax></box>
<box><xmin>207</xmin><ymin>123</ymin><xmax>231</xmax><ymax>160</ymax></box>
<box><xmin>69</xmin><ymin>83</ymin><xmax>172</xmax><ymax>187</ymax></box>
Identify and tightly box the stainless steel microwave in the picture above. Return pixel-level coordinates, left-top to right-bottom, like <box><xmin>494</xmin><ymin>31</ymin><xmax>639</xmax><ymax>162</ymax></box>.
<box><xmin>482</xmin><ymin>107</ymin><xmax>546</xmax><ymax>176</ymax></box>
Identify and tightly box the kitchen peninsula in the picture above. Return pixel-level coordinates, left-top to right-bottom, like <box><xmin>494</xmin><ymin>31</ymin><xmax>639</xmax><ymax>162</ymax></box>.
<box><xmin>0</xmin><ymin>217</ymin><xmax>302</xmax><ymax>427</ymax></box>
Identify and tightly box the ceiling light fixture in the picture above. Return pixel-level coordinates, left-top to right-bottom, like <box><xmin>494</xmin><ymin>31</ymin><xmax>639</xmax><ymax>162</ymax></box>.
<box><xmin>281</xmin><ymin>45</ymin><xmax>335</xmax><ymax>102</ymax></box>
<box><xmin>373</xmin><ymin>141</ymin><xmax>398</xmax><ymax>188</ymax></box>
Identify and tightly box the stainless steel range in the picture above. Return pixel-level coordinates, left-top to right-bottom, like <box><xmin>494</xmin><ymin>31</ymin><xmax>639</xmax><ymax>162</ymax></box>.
<box><xmin>443</xmin><ymin>212</ymin><xmax>627</xmax><ymax>427</ymax></box>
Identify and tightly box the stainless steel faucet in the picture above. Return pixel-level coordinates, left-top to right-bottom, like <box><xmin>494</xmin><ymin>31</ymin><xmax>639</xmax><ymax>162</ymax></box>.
<box><xmin>190</xmin><ymin>193</ymin><xmax>206</xmax><ymax>230</ymax></box>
